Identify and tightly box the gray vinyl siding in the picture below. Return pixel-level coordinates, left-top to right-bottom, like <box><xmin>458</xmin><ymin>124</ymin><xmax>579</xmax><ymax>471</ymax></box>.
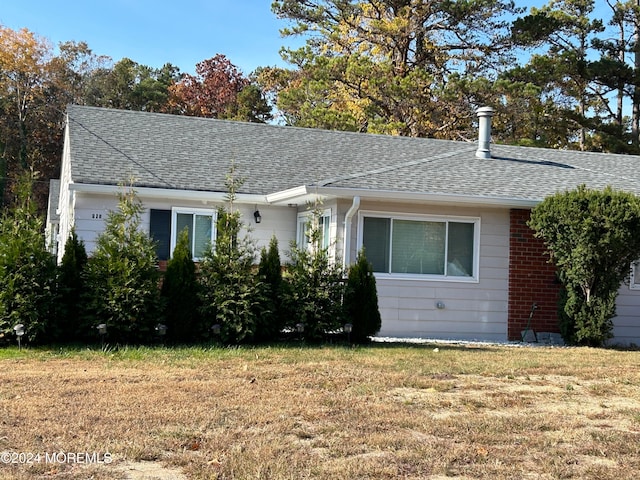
<box><xmin>356</xmin><ymin>203</ymin><xmax>510</xmax><ymax>342</ymax></box>
<box><xmin>70</xmin><ymin>193</ymin><xmax>297</xmax><ymax>261</ymax></box>
<box><xmin>611</xmin><ymin>286</ymin><xmax>640</xmax><ymax>346</ymax></box>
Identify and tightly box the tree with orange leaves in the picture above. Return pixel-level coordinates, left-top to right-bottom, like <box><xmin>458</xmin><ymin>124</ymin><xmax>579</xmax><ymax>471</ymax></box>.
<box><xmin>169</xmin><ymin>54</ymin><xmax>271</xmax><ymax>123</ymax></box>
<box><xmin>0</xmin><ymin>25</ymin><xmax>52</xmax><ymax>201</ymax></box>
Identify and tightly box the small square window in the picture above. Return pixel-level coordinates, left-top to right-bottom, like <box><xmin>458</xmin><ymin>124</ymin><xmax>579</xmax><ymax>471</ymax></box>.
<box><xmin>297</xmin><ymin>209</ymin><xmax>331</xmax><ymax>251</ymax></box>
<box><xmin>171</xmin><ymin>208</ymin><xmax>216</xmax><ymax>260</ymax></box>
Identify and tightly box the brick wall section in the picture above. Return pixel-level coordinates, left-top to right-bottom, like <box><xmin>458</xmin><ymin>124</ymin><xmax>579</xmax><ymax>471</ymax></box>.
<box><xmin>508</xmin><ymin>209</ymin><xmax>562</xmax><ymax>340</ymax></box>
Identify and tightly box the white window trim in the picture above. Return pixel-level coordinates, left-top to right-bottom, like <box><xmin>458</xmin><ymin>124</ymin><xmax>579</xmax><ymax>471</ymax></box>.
<box><xmin>357</xmin><ymin>210</ymin><xmax>481</xmax><ymax>283</ymax></box>
<box><xmin>631</xmin><ymin>261</ymin><xmax>640</xmax><ymax>290</ymax></box>
<box><xmin>296</xmin><ymin>208</ymin><xmax>332</xmax><ymax>251</ymax></box>
<box><xmin>170</xmin><ymin>207</ymin><xmax>217</xmax><ymax>261</ymax></box>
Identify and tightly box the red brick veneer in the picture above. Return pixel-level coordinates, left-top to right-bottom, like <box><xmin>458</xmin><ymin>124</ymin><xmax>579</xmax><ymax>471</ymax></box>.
<box><xmin>508</xmin><ymin>209</ymin><xmax>562</xmax><ymax>340</ymax></box>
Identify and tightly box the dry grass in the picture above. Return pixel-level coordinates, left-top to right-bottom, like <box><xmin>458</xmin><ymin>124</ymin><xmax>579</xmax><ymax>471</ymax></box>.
<box><xmin>1</xmin><ymin>342</ymin><xmax>640</xmax><ymax>479</ymax></box>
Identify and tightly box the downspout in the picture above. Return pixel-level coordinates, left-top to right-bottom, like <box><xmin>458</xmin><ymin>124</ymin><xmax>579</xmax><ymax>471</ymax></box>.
<box><xmin>343</xmin><ymin>196</ymin><xmax>361</xmax><ymax>268</ymax></box>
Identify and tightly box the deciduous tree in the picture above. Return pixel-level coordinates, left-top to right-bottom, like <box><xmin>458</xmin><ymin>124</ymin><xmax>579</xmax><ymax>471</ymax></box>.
<box><xmin>0</xmin><ymin>26</ymin><xmax>52</xmax><ymax>203</ymax></box>
<box><xmin>169</xmin><ymin>54</ymin><xmax>271</xmax><ymax>122</ymax></box>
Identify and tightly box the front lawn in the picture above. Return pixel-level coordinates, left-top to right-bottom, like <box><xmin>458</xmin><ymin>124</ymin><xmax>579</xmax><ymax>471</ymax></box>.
<box><xmin>1</xmin><ymin>343</ymin><xmax>639</xmax><ymax>479</ymax></box>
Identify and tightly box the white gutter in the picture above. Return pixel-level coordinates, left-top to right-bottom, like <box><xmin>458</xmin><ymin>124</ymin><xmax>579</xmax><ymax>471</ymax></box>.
<box><xmin>68</xmin><ymin>183</ymin><xmax>270</xmax><ymax>204</ymax></box>
<box><xmin>342</xmin><ymin>196</ymin><xmax>360</xmax><ymax>268</ymax></box>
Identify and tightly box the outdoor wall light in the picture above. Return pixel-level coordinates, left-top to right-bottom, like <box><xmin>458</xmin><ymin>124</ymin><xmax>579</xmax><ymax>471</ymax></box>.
<box><xmin>253</xmin><ymin>209</ymin><xmax>262</xmax><ymax>224</ymax></box>
<box><xmin>14</xmin><ymin>324</ymin><xmax>24</xmax><ymax>350</ymax></box>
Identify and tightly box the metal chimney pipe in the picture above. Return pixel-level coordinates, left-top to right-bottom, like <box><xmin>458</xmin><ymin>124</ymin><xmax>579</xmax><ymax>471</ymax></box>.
<box><xmin>476</xmin><ymin>106</ymin><xmax>494</xmax><ymax>159</ymax></box>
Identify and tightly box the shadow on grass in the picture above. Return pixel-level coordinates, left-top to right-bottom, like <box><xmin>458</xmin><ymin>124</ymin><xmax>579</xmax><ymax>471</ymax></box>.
<box><xmin>2</xmin><ymin>338</ymin><xmax>638</xmax><ymax>361</ymax></box>
<box><xmin>0</xmin><ymin>339</ymin><xmax>497</xmax><ymax>359</ymax></box>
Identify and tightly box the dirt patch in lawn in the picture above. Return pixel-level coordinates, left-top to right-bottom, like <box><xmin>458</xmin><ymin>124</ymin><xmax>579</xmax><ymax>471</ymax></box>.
<box><xmin>116</xmin><ymin>460</ymin><xmax>187</xmax><ymax>480</ymax></box>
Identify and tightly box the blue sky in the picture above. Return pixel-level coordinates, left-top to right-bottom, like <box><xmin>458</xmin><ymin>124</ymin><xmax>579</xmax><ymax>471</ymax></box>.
<box><xmin>0</xmin><ymin>0</ymin><xmax>300</xmax><ymax>75</ymax></box>
<box><xmin>0</xmin><ymin>1</ymin><xmax>615</xmax><ymax>76</ymax></box>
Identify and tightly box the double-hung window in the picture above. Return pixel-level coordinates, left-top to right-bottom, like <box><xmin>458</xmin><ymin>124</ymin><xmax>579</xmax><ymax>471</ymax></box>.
<box><xmin>171</xmin><ymin>208</ymin><xmax>216</xmax><ymax>260</ymax></box>
<box><xmin>360</xmin><ymin>213</ymin><xmax>479</xmax><ymax>281</ymax></box>
<box><xmin>297</xmin><ymin>209</ymin><xmax>331</xmax><ymax>251</ymax></box>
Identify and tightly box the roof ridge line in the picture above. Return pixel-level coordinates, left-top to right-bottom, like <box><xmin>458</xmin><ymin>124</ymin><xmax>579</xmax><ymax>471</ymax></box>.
<box><xmin>316</xmin><ymin>146</ymin><xmax>478</xmax><ymax>187</ymax></box>
<box><xmin>570</xmin><ymin>163</ymin><xmax>638</xmax><ymax>184</ymax></box>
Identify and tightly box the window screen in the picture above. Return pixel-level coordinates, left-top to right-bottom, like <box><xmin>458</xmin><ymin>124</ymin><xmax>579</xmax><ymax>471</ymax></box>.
<box><xmin>362</xmin><ymin>215</ymin><xmax>477</xmax><ymax>279</ymax></box>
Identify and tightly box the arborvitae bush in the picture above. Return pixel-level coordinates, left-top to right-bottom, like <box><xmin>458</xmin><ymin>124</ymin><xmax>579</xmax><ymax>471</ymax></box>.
<box><xmin>199</xmin><ymin>169</ymin><xmax>266</xmax><ymax>344</ymax></box>
<box><xmin>0</xmin><ymin>173</ymin><xmax>57</xmax><ymax>344</ymax></box>
<box><xmin>529</xmin><ymin>185</ymin><xmax>640</xmax><ymax>346</ymax></box>
<box><xmin>285</xmin><ymin>206</ymin><xmax>344</xmax><ymax>342</ymax></box>
<box><xmin>83</xmin><ymin>188</ymin><xmax>162</xmax><ymax>344</ymax></box>
<box><xmin>161</xmin><ymin>227</ymin><xmax>202</xmax><ymax>343</ymax></box>
<box><xmin>256</xmin><ymin>236</ymin><xmax>286</xmax><ymax>341</ymax></box>
<box><xmin>344</xmin><ymin>249</ymin><xmax>381</xmax><ymax>343</ymax></box>
<box><xmin>56</xmin><ymin>229</ymin><xmax>88</xmax><ymax>343</ymax></box>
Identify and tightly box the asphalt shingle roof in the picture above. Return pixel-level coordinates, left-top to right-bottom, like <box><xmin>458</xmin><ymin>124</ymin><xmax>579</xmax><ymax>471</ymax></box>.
<box><xmin>66</xmin><ymin>105</ymin><xmax>640</xmax><ymax>202</ymax></box>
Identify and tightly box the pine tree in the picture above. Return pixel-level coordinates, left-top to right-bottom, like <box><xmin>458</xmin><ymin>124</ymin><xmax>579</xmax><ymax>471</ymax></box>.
<box><xmin>56</xmin><ymin>229</ymin><xmax>88</xmax><ymax>343</ymax></box>
<box><xmin>199</xmin><ymin>167</ymin><xmax>265</xmax><ymax>344</ymax></box>
<box><xmin>256</xmin><ymin>236</ymin><xmax>285</xmax><ymax>342</ymax></box>
<box><xmin>0</xmin><ymin>173</ymin><xmax>57</xmax><ymax>344</ymax></box>
<box><xmin>344</xmin><ymin>249</ymin><xmax>381</xmax><ymax>343</ymax></box>
<box><xmin>83</xmin><ymin>187</ymin><xmax>162</xmax><ymax>344</ymax></box>
<box><xmin>161</xmin><ymin>228</ymin><xmax>201</xmax><ymax>343</ymax></box>
<box><xmin>284</xmin><ymin>204</ymin><xmax>344</xmax><ymax>342</ymax></box>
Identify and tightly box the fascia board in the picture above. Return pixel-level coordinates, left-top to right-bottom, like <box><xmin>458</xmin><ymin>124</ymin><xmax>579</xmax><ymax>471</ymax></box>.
<box><xmin>68</xmin><ymin>183</ymin><xmax>269</xmax><ymax>204</ymax></box>
<box><xmin>69</xmin><ymin>182</ymin><xmax>540</xmax><ymax>209</ymax></box>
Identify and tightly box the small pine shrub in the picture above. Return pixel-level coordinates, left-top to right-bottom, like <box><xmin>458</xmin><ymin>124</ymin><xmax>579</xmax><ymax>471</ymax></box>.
<box><xmin>344</xmin><ymin>249</ymin><xmax>381</xmax><ymax>343</ymax></box>
<box><xmin>256</xmin><ymin>236</ymin><xmax>285</xmax><ymax>341</ymax></box>
<box><xmin>83</xmin><ymin>188</ymin><xmax>162</xmax><ymax>344</ymax></box>
<box><xmin>55</xmin><ymin>229</ymin><xmax>88</xmax><ymax>343</ymax></box>
<box><xmin>284</xmin><ymin>205</ymin><xmax>344</xmax><ymax>342</ymax></box>
<box><xmin>199</xmin><ymin>168</ymin><xmax>265</xmax><ymax>344</ymax></box>
<box><xmin>0</xmin><ymin>173</ymin><xmax>57</xmax><ymax>344</ymax></box>
<box><xmin>161</xmin><ymin>227</ymin><xmax>202</xmax><ymax>343</ymax></box>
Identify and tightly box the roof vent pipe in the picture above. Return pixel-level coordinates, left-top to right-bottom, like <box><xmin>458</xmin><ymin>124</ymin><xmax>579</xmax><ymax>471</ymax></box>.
<box><xmin>475</xmin><ymin>106</ymin><xmax>494</xmax><ymax>159</ymax></box>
